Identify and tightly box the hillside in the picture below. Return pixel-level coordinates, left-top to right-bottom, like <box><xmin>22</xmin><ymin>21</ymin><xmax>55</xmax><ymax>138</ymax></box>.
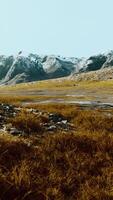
<box><xmin>70</xmin><ymin>67</ymin><xmax>113</xmax><ymax>81</ymax></box>
<box><xmin>70</xmin><ymin>51</ymin><xmax>113</xmax><ymax>81</ymax></box>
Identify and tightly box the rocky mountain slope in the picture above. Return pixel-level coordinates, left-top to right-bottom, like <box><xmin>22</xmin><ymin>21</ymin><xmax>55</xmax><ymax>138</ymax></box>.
<box><xmin>0</xmin><ymin>51</ymin><xmax>113</xmax><ymax>85</ymax></box>
<box><xmin>70</xmin><ymin>67</ymin><xmax>113</xmax><ymax>81</ymax></box>
<box><xmin>70</xmin><ymin>51</ymin><xmax>113</xmax><ymax>81</ymax></box>
<box><xmin>0</xmin><ymin>53</ymin><xmax>80</xmax><ymax>85</ymax></box>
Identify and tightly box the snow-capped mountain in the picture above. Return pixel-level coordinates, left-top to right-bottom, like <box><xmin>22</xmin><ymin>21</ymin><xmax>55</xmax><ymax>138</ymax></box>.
<box><xmin>0</xmin><ymin>51</ymin><xmax>113</xmax><ymax>85</ymax></box>
<box><xmin>0</xmin><ymin>54</ymin><xmax>80</xmax><ymax>85</ymax></box>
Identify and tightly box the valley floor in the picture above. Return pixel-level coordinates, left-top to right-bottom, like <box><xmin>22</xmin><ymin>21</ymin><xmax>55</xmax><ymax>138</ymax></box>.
<box><xmin>0</xmin><ymin>79</ymin><xmax>113</xmax><ymax>104</ymax></box>
<box><xmin>0</xmin><ymin>79</ymin><xmax>113</xmax><ymax>199</ymax></box>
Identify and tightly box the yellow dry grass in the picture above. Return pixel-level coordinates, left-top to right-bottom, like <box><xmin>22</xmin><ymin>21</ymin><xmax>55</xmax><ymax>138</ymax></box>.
<box><xmin>0</xmin><ymin>79</ymin><xmax>113</xmax><ymax>199</ymax></box>
<box><xmin>1</xmin><ymin>128</ymin><xmax>113</xmax><ymax>199</ymax></box>
<box><xmin>0</xmin><ymin>104</ymin><xmax>113</xmax><ymax>199</ymax></box>
<box><xmin>0</xmin><ymin>79</ymin><xmax>113</xmax><ymax>92</ymax></box>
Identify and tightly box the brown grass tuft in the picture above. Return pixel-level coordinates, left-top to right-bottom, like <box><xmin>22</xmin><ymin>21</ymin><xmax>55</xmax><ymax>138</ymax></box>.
<box><xmin>0</xmin><ymin>103</ymin><xmax>113</xmax><ymax>199</ymax></box>
<box><xmin>0</xmin><ymin>130</ymin><xmax>113</xmax><ymax>199</ymax></box>
<box><xmin>10</xmin><ymin>110</ymin><xmax>49</xmax><ymax>135</ymax></box>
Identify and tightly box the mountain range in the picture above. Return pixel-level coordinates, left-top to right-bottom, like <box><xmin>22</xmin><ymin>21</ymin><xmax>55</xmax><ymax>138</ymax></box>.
<box><xmin>0</xmin><ymin>51</ymin><xmax>113</xmax><ymax>85</ymax></box>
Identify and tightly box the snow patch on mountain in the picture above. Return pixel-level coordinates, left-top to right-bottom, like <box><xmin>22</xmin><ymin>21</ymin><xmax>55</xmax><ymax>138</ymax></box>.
<box><xmin>0</xmin><ymin>51</ymin><xmax>113</xmax><ymax>85</ymax></box>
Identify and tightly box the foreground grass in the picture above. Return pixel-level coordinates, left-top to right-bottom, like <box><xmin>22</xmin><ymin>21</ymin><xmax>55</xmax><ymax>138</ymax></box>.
<box><xmin>1</xmin><ymin>131</ymin><xmax>113</xmax><ymax>200</ymax></box>
<box><xmin>0</xmin><ymin>104</ymin><xmax>113</xmax><ymax>199</ymax></box>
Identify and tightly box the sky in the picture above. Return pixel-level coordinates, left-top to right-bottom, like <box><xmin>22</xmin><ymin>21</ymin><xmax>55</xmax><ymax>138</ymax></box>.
<box><xmin>0</xmin><ymin>0</ymin><xmax>113</xmax><ymax>57</ymax></box>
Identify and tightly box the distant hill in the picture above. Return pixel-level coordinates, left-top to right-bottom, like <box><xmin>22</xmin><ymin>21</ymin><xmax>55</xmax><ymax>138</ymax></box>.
<box><xmin>0</xmin><ymin>51</ymin><xmax>113</xmax><ymax>85</ymax></box>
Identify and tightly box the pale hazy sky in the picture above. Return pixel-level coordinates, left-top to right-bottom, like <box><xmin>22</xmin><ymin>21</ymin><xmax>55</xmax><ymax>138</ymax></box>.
<box><xmin>0</xmin><ymin>0</ymin><xmax>113</xmax><ymax>57</ymax></box>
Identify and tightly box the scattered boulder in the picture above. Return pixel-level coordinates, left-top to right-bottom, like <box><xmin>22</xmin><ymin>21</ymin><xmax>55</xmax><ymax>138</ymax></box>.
<box><xmin>56</xmin><ymin>120</ymin><xmax>68</xmax><ymax>129</ymax></box>
<box><xmin>49</xmin><ymin>113</ymin><xmax>65</xmax><ymax>123</ymax></box>
<box><xmin>47</xmin><ymin>125</ymin><xmax>57</xmax><ymax>131</ymax></box>
<box><xmin>10</xmin><ymin>128</ymin><xmax>22</xmax><ymax>136</ymax></box>
<box><xmin>0</xmin><ymin>103</ymin><xmax>70</xmax><ymax>135</ymax></box>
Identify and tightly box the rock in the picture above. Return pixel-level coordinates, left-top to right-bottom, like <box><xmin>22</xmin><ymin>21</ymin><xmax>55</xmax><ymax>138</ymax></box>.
<box><xmin>26</xmin><ymin>142</ymin><xmax>32</xmax><ymax>147</ymax></box>
<box><xmin>15</xmin><ymin>107</ymin><xmax>22</xmax><ymax>111</ymax></box>
<box><xmin>13</xmin><ymin>112</ymin><xmax>17</xmax><ymax>117</ymax></box>
<box><xmin>4</xmin><ymin>123</ymin><xmax>12</xmax><ymax>131</ymax></box>
<box><xmin>49</xmin><ymin>113</ymin><xmax>64</xmax><ymax>123</ymax></box>
<box><xmin>47</xmin><ymin>125</ymin><xmax>57</xmax><ymax>131</ymax></box>
<box><xmin>56</xmin><ymin>120</ymin><xmax>68</xmax><ymax>129</ymax></box>
<box><xmin>38</xmin><ymin>111</ymin><xmax>43</xmax><ymax>116</ymax></box>
<box><xmin>43</xmin><ymin>123</ymin><xmax>49</xmax><ymax>127</ymax></box>
<box><xmin>26</xmin><ymin>108</ymin><xmax>36</xmax><ymax>113</ymax></box>
<box><xmin>61</xmin><ymin>120</ymin><xmax>68</xmax><ymax>124</ymax></box>
<box><xmin>10</xmin><ymin>128</ymin><xmax>22</xmax><ymax>136</ymax></box>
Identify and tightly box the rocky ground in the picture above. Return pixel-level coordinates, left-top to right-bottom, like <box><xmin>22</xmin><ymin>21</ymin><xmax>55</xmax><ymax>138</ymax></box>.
<box><xmin>70</xmin><ymin>67</ymin><xmax>113</xmax><ymax>81</ymax></box>
<box><xmin>1</xmin><ymin>102</ymin><xmax>113</xmax><ymax>137</ymax></box>
<box><xmin>0</xmin><ymin>103</ymin><xmax>75</xmax><ymax>136</ymax></box>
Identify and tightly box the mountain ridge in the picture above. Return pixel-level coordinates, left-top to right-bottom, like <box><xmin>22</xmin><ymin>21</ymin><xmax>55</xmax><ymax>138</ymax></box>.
<box><xmin>0</xmin><ymin>51</ymin><xmax>113</xmax><ymax>85</ymax></box>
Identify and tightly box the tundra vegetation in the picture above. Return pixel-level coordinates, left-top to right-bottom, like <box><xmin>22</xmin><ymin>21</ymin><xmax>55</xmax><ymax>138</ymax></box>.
<box><xmin>0</xmin><ymin>80</ymin><xmax>113</xmax><ymax>200</ymax></box>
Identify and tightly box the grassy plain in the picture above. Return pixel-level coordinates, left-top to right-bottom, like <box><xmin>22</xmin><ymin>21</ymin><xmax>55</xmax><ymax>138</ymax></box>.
<box><xmin>0</xmin><ymin>79</ymin><xmax>113</xmax><ymax>199</ymax></box>
<box><xmin>0</xmin><ymin>79</ymin><xmax>113</xmax><ymax>104</ymax></box>
<box><xmin>1</xmin><ymin>78</ymin><xmax>113</xmax><ymax>91</ymax></box>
